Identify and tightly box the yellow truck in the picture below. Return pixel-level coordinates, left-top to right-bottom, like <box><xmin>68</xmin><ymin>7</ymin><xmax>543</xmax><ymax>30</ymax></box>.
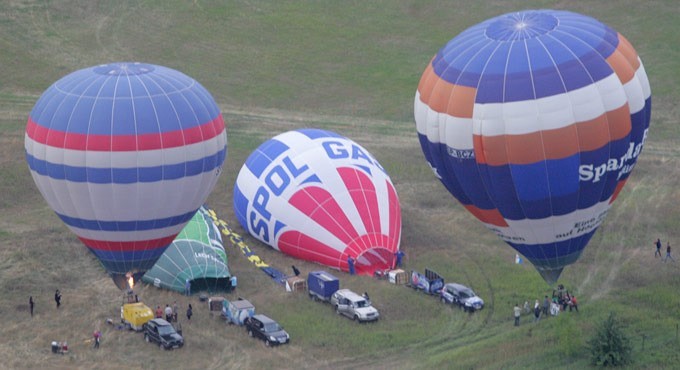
<box><xmin>121</xmin><ymin>302</ymin><xmax>154</xmax><ymax>331</ymax></box>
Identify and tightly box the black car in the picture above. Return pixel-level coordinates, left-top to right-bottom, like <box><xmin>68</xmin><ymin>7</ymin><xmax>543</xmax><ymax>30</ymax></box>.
<box><xmin>244</xmin><ymin>314</ymin><xmax>290</xmax><ymax>347</ymax></box>
<box><xmin>143</xmin><ymin>318</ymin><xmax>184</xmax><ymax>350</ymax></box>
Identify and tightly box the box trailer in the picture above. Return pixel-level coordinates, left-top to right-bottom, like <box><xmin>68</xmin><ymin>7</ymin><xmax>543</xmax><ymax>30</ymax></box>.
<box><xmin>307</xmin><ymin>271</ymin><xmax>340</xmax><ymax>302</ymax></box>
<box><xmin>120</xmin><ymin>302</ymin><xmax>154</xmax><ymax>331</ymax></box>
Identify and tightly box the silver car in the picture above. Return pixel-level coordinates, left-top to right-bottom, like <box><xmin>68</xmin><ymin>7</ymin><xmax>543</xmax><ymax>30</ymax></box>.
<box><xmin>330</xmin><ymin>289</ymin><xmax>379</xmax><ymax>322</ymax></box>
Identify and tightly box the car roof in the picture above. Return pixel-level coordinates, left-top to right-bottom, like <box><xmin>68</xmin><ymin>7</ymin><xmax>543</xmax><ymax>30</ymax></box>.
<box><xmin>252</xmin><ymin>314</ymin><xmax>276</xmax><ymax>324</ymax></box>
<box><xmin>446</xmin><ymin>283</ymin><xmax>473</xmax><ymax>291</ymax></box>
<box><xmin>150</xmin><ymin>318</ymin><xmax>172</xmax><ymax>326</ymax></box>
<box><xmin>336</xmin><ymin>289</ymin><xmax>365</xmax><ymax>302</ymax></box>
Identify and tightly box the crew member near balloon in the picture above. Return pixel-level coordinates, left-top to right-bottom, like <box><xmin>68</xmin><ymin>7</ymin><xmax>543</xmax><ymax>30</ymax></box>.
<box><xmin>414</xmin><ymin>9</ymin><xmax>652</xmax><ymax>284</ymax></box>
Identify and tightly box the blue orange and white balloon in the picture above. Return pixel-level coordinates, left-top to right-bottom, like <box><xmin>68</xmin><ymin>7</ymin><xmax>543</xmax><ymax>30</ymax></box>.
<box><xmin>234</xmin><ymin>129</ymin><xmax>402</xmax><ymax>275</ymax></box>
<box><xmin>414</xmin><ymin>10</ymin><xmax>651</xmax><ymax>284</ymax></box>
<box><xmin>25</xmin><ymin>62</ymin><xmax>227</xmax><ymax>287</ymax></box>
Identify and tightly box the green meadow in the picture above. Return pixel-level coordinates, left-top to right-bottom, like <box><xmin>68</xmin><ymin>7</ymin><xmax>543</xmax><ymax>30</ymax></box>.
<box><xmin>1</xmin><ymin>1</ymin><xmax>679</xmax><ymax>369</ymax></box>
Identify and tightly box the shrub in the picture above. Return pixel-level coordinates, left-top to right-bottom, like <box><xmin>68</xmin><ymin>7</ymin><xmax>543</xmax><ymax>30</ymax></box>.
<box><xmin>587</xmin><ymin>312</ymin><xmax>633</xmax><ymax>367</ymax></box>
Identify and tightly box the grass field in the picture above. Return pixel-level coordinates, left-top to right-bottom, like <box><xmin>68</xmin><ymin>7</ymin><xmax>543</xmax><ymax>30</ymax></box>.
<box><xmin>2</xmin><ymin>1</ymin><xmax>680</xmax><ymax>369</ymax></box>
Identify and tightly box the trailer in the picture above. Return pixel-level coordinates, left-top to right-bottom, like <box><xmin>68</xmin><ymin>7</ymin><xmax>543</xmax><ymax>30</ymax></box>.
<box><xmin>307</xmin><ymin>270</ymin><xmax>340</xmax><ymax>302</ymax></box>
<box><xmin>222</xmin><ymin>297</ymin><xmax>255</xmax><ymax>326</ymax></box>
<box><xmin>409</xmin><ymin>268</ymin><xmax>444</xmax><ymax>295</ymax></box>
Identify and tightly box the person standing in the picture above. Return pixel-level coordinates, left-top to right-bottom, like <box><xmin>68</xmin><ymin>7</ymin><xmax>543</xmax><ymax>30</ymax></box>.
<box><xmin>172</xmin><ymin>301</ymin><xmax>179</xmax><ymax>322</ymax></box>
<box><xmin>514</xmin><ymin>304</ymin><xmax>521</xmax><ymax>326</ymax></box>
<box><xmin>164</xmin><ymin>304</ymin><xmax>173</xmax><ymax>322</ymax></box>
<box><xmin>29</xmin><ymin>296</ymin><xmax>34</xmax><ymax>317</ymax></box>
<box><xmin>347</xmin><ymin>256</ymin><xmax>356</xmax><ymax>275</ymax></box>
<box><xmin>655</xmin><ymin>238</ymin><xmax>662</xmax><ymax>258</ymax></box>
<box><xmin>184</xmin><ymin>279</ymin><xmax>191</xmax><ymax>296</ymax></box>
<box><xmin>291</xmin><ymin>265</ymin><xmax>300</xmax><ymax>277</ymax></box>
<box><xmin>93</xmin><ymin>330</ymin><xmax>101</xmax><ymax>349</ymax></box>
<box><xmin>394</xmin><ymin>250</ymin><xmax>405</xmax><ymax>268</ymax></box>
<box><xmin>569</xmin><ymin>296</ymin><xmax>579</xmax><ymax>312</ymax></box>
<box><xmin>542</xmin><ymin>295</ymin><xmax>549</xmax><ymax>317</ymax></box>
<box><xmin>186</xmin><ymin>304</ymin><xmax>193</xmax><ymax>321</ymax></box>
<box><xmin>54</xmin><ymin>289</ymin><xmax>61</xmax><ymax>309</ymax></box>
<box><xmin>155</xmin><ymin>305</ymin><xmax>163</xmax><ymax>319</ymax></box>
<box><xmin>533</xmin><ymin>304</ymin><xmax>541</xmax><ymax>322</ymax></box>
<box><xmin>665</xmin><ymin>242</ymin><xmax>675</xmax><ymax>262</ymax></box>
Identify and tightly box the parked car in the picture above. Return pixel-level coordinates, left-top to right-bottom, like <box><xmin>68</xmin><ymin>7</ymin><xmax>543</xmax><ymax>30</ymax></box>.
<box><xmin>244</xmin><ymin>314</ymin><xmax>290</xmax><ymax>347</ymax></box>
<box><xmin>307</xmin><ymin>270</ymin><xmax>340</xmax><ymax>302</ymax></box>
<box><xmin>330</xmin><ymin>289</ymin><xmax>379</xmax><ymax>322</ymax></box>
<box><xmin>143</xmin><ymin>318</ymin><xmax>184</xmax><ymax>350</ymax></box>
<box><xmin>440</xmin><ymin>283</ymin><xmax>485</xmax><ymax>312</ymax></box>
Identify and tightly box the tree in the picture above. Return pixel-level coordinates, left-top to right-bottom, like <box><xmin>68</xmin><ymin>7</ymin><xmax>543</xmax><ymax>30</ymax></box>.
<box><xmin>587</xmin><ymin>312</ymin><xmax>633</xmax><ymax>367</ymax></box>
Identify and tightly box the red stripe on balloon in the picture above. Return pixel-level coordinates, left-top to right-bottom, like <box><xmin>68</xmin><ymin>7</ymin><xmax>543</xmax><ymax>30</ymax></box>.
<box><xmin>387</xmin><ymin>181</ymin><xmax>401</xmax><ymax>251</ymax></box>
<box><xmin>338</xmin><ymin>167</ymin><xmax>381</xmax><ymax>245</ymax></box>
<box><xmin>78</xmin><ymin>234</ymin><xmax>177</xmax><ymax>251</ymax></box>
<box><xmin>289</xmin><ymin>186</ymin><xmax>358</xmax><ymax>245</ymax></box>
<box><xmin>278</xmin><ymin>231</ymin><xmax>344</xmax><ymax>269</ymax></box>
<box><xmin>25</xmin><ymin>115</ymin><xmax>224</xmax><ymax>151</ymax></box>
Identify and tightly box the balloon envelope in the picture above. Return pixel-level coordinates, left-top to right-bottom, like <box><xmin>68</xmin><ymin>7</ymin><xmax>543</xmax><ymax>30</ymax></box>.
<box><xmin>25</xmin><ymin>62</ymin><xmax>227</xmax><ymax>288</ymax></box>
<box><xmin>234</xmin><ymin>129</ymin><xmax>402</xmax><ymax>275</ymax></box>
<box><xmin>414</xmin><ymin>10</ymin><xmax>651</xmax><ymax>284</ymax></box>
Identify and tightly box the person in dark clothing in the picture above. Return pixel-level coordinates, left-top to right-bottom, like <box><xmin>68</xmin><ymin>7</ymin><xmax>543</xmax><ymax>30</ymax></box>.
<box><xmin>655</xmin><ymin>238</ymin><xmax>662</xmax><ymax>257</ymax></box>
<box><xmin>292</xmin><ymin>265</ymin><xmax>300</xmax><ymax>277</ymax></box>
<box><xmin>54</xmin><ymin>289</ymin><xmax>61</xmax><ymax>308</ymax></box>
<box><xmin>542</xmin><ymin>295</ymin><xmax>549</xmax><ymax>316</ymax></box>
<box><xmin>187</xmin><ymin>304</ymin><xmax>193</xmax><ymax>321</ymax></box>
<box><xmin>347</xmin><ymin>256</ymin><xmax>356</xmax><ymax>275</ymax></box>
<box><xmin>394</xmin><ymin>250</ymin><xmax>405</xmax><ymax>268</ymax></box>
<box><xmin>664</xmin><ymin>243</ymin><xmax>675</xmax><ymax>262</ymax></box>
<box><xmin>533</xmin><ymin>304</ymin><xmax>541</xmax><ymax>322</ymax></box>
<box><xmin>29</xmin><ymin>296</ymin><xmax>34</xmax><ymax>317</ymax></box>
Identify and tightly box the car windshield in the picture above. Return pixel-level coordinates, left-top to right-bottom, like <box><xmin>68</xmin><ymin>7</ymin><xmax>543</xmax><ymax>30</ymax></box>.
<box><xmin>158</xmin><ymin>325</ymin><xmax>175</xmax><ymax>336</ymax></box>
<box><xmin>264</xmin><ymin>323</ymin><xmax>281</xmax><ymax>333</ymax></box>
<box><xmin>460</xmin><ymin>288</ymin><xmax>474</xmax><ymax>298</ymax></box>
<box><xmin>355</xmin><ymin>300</ymin><xmax>367</xmax><ymax>308</ymax></box>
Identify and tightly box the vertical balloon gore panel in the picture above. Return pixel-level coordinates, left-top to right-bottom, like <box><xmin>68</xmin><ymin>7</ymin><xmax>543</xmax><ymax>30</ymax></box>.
<box><xmin>25</xmin><ymin>62</ymin><xmax>227</xmax><ymax>289</ymax></box>
<box><xmin>234</xmin><ymin>129</ymin><xmax>402</xmax><ymax>275</ymax></box>
<box><xmin>414</xmin><ymin>10</ymin><xmax>651</xmax><ymax>285</ymax></box>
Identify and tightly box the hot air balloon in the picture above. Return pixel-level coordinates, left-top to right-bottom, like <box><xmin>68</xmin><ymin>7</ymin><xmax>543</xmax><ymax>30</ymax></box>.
<box><xmin>25</xmin><ymin>62</ymin><xmax>227</xmax><ymax>289</ymax></box>
<box><xmin>233</xmin><ymin>129</ymin><xmax>402</xmax><ymax>275</ymax></box>
<box><xmin>414</xmin><ymin>10</ymin><xmax>651</xmax><ymax>284</ymax></box>
<box><xmin>142</xmin><ymin>206</ymin><xmax>232</xmax><ymax>294</ymax></box>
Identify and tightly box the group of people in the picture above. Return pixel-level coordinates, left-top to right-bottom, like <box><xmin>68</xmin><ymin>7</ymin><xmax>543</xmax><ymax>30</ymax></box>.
<box><xmin>27</xmin><ymin>289</ymin><xmax>62</xmax><ymax>317</ymax></box>
<box><xmin>155</xmin><ymin>301</ymin><xmax>193</xmax><ymax>322</ymax></box>
<box><xmin>654</xmin><ymin>238</ymin><xmax>674</xmax><ymax>262</ymax></box>
<box><xmin>514</xmin><ymin>285</ymin><xmax>578</xmax><ymax>326</ymax></box>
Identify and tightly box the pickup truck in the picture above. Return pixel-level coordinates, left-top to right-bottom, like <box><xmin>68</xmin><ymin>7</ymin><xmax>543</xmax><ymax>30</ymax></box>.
<box><xmin>307</xmin><ymin>270</ymin><xmax>340</xmax><ymax>302</ymax></box>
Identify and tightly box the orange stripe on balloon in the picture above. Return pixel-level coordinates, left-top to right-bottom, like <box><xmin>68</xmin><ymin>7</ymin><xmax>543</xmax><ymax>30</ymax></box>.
<box><xmin>606</xmin><ymin>34</ymin><xmax>639</xmax><ymax>85</ymax></box>
<box><xmin>610</xmin><ymin>179</ymin><xmax>627</xmax><ymax>203</ymax></box>
<box><xmin>474</xmin><ymin>105</ymin><xmax>631</xmax><ymax>166</ymax></box>
<box><xmin>463</xmin><ymin>204</ymin><xmax>507</xmax><ymax>227</ymax></box>
<box><xmin>417</xmin><ymin>62</ymin><xmax>476</xmax><ymax>119</ymax></box>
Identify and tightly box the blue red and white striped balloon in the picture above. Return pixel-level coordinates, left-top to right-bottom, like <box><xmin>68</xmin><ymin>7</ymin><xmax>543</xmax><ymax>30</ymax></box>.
<box><xmin>414</xmin><ymin>10</ymin><xmax>651</xmax><ymax>284</ymax></box>
<box><xmin>233</xmin><ymin>129</ymin><xmax>402</xmax><ymax>275</ymax></box>
<box><xmin>25</xmin><ymin>62</ymin><xmax>227</xmax><ymax>288</ymax></box>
